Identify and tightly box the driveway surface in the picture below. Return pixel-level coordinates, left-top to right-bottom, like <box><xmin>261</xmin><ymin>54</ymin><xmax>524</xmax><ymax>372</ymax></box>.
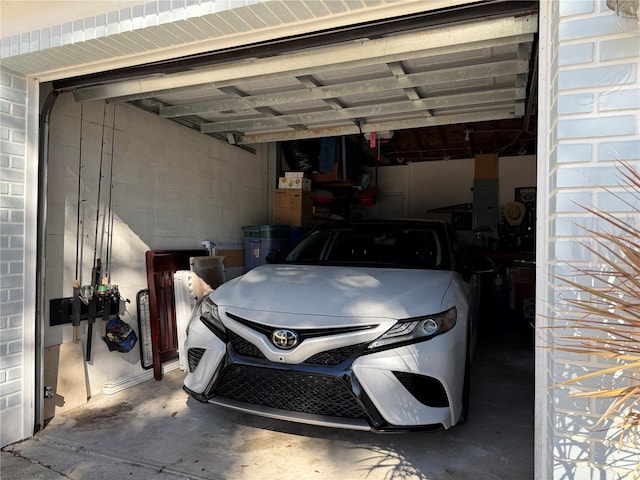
<box><xmin>2</xmin><ymin>330</ymin><xmax>534</xmax><ymax>480</ymax></box>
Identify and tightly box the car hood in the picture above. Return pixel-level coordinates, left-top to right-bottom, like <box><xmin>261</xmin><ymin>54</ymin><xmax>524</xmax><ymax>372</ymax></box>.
<box><xmin>211</xmin><ymin>264</ymin><xmax>455</xmax><ymax>322</ymax></box>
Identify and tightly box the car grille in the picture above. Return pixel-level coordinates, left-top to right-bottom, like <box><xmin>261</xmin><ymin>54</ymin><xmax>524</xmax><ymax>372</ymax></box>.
<box><xmin>229</xmin><ymin>331</ymin><xmax>366</xmax><ymax>366</ymax></box>
<box><xmin>230</xmin><ymin>331</ymin><xmax>265</xmax><ymax>359</ymax></box>
<box><xmin>187</xmin><ymin>347</ymin><xmax>206</xmax><ymax>373</ymax></box>
<box><xmin>213</xmin><ymin>364</ymin><xmax>368</xmax><ymax>419</ymax></box>
<box><xmin>304</xmin><ymin>343</ymin><xmax>368</xmax><ymax>365</ymax></box>
<box><xmin>226</xmin><ymin>311</ymin><xmax>376</xmax><ymax>340</ymax></box>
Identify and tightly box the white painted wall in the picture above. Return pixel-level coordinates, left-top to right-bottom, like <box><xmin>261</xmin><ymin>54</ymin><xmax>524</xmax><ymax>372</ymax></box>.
<box><xmin>364</xmin><ymin>155</ymin><xmax>537</xmax><ymax>219</ymax></box>
<box><xmin>45</xmin><ymin>92</ymin><xmax>269</xmax><ymax>396</ymax></box>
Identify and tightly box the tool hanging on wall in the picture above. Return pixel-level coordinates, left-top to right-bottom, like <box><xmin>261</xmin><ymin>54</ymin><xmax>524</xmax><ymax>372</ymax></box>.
<box><xmin>101</xmin><ymin>207</ymin><xmax>115</xmax><ymax>341</ymax></box>
<box><xmin>72</xmin><ymin>103</ymin><xmax>86</xmax><ymax>344</ymax></box>
<box><xmin>98</xmin><ymin>104</ymin><xmax>136</xmax><ymax>354</ymax></box>
<box><xmin>102</xmin><ymin>103</ymin><xmax>118</xmax><ymax>340</ymax></box>
<box><xmin>85</xmin><ymin>101</ymin><xmax>108</xmax><ymax>361</ymax></box>
<box><xmin>104</xmin><ymin>103</ymin><xmax>116</xmax><ymax>291</ymax></box>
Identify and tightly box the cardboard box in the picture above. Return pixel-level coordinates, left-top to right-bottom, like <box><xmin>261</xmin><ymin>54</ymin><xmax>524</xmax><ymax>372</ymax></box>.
<box><xmin>273</xmin><ymin>190</ymin><xmax>313</xmax><ymax>227</ymax></box>
<box><xmin>278</xmin><ymin>176</ymin><xmax>312</xmax><ymax>191</ymax></box>
<box><xmin>215</xmin><ymin>249</ymin><xmax>244</xmax><ymax>268</ymax></box>
<box><xmin>474</xmin><ymin>154</ymin><xmax>499</xmax><ymax>179</ymax></box>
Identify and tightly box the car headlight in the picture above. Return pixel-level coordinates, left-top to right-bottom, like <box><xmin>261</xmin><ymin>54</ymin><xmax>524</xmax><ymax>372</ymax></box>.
<box><xmin>199</xmin><ymin>296</ymin><xmax>227</xmax><ymax>338</ymax></box>
<box><xmin>367</xmin><ymin>306</ymin><xmax>457</xmax><ymax>350</ymax></box>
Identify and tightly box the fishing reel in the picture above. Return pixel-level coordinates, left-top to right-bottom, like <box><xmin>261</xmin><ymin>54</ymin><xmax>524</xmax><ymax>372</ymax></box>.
<box><xmin>97</xmin><ymin>283</ymin><xmax>124</xmax><ymax>313</ymax></box>
<box><xmin>79</xmin><ymin>282</ymin><xmax>128</xmax><ymax>315</ymax></box>
<box><xmin>80</xmin><ymin>285</ymin><xmax>94</xmax><ymax>305</ymax></box>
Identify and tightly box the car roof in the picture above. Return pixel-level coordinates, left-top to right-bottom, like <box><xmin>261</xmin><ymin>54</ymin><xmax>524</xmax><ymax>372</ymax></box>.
<box><xmin>315</xmin><ymin>218</ymin><xmax>448</xmax><ymax>229</ymax></box>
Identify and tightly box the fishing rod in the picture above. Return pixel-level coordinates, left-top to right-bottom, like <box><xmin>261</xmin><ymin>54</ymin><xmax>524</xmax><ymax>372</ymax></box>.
<box><xmin>105</xmin><ymin>202</ymin><xmax>115</xmax><ymax>286</ymax></box>
<box><xmin>93</xmin><ymin>101</ymin><xmax>108</xmax><ymax>273</ymax></box>
<box><xmin>79</xmin><ymin>203</ymin><xmax>86</xmax><ymax>289</ymax></box>
<box><xmin>97</xmin><ymin>105</ymin><xmax>136</xmax><ymax>356</ymax></box>
<box><xmin>102</xmin><ymin>200</ymin><xmax>116</xmax><ymax>337</ymax></box>
<box><xmin>72</xmin><ymin>103</ymin><xmax>85</xmax><ymax>344</ymax></box>
<box><xmin>104</xmin><ymin>104</ymin><xmax>116</xmax><ymax>288</ymax></box>
<box><xmin>86</xmin><ymin>101</ymin><xmax>108</xmax><ymax>361</ymax></box>
<box><xmin>102</xmin><ymin>104</ymin><xmax>117</xmax><ymax>340</ymax></box>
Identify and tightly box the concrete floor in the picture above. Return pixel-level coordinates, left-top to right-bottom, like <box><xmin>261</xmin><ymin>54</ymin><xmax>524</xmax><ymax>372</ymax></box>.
<box><xmin>2</xmin><ymin>329</ymin><xmax>534</xmax><ymax>480</ymax></box>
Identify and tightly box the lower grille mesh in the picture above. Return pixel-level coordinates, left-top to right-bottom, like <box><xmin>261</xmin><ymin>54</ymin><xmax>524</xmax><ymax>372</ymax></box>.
<box><xmin>213</xmin><ymin>364</ymin><xmax>367</xmax><ymax>419</ymax></box>
<box><xmin>304</xmin><ymin>343</ymin><xmax>367</xmax><ymax>365</ymax></box>
<box><xmin>230</xmin><ymin>331</ymin><xmax>265</xmax><ymax>358</ymax></box>
<box><xmin>187</xmin><ymin>348</ymin><xmax>205</xmax><ymax>373</ymax></box>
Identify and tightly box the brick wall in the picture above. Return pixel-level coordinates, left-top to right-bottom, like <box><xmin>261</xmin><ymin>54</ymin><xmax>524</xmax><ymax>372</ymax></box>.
<box><xmin>0</xmin><ymin>67</ymin><xmax>27</xmax><ymax>446</ymax></box>
<box><xmin>541</xmin><ymin>1</ymin><xmax>640</xmax><ymax>478</ymax></box>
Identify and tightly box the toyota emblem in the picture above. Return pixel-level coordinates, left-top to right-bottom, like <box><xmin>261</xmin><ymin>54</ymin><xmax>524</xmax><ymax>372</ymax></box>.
<box><xmin>271</xmin><ymin>329</ymin><xmax>299</xmax><ymax>350</ymax></box>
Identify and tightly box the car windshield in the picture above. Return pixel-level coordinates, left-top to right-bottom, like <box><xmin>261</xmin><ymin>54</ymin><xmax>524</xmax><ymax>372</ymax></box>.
<box><xmin>284</xmin><ymin>223</ymin><xmax>450</xmax><ymax>270</ymax></box>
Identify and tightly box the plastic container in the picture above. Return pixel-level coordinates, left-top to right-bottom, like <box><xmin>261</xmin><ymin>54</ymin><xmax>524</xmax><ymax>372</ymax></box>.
<box><xmin>242</xmin><ymin>225</ymin><xmax>291</xmax><ymax>272</ymax></box>
<box><xmin>259</xmin><ymin>225</ymin><xmax>291</xmax><ymax>239</ymax></box>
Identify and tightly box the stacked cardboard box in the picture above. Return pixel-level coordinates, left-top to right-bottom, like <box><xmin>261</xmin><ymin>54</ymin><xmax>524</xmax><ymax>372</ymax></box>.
<box><xmin>274</xmin><ymin>172</ymin><xmax>313</xmax><ymax>227</ymax></box>
<box><xmin>278</xmin><ymin>175</ymin><xmax>312</xmax><ymax>191</ymax></box>
<box><xmin>474</xmin><ymin>153</ymin><xmax>499</xmax><ymax>179</ymax></box>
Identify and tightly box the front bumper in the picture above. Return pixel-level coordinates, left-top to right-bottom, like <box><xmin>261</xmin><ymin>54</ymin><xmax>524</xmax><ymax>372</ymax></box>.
<box><xmin>183</xmin><ymin>311</ymin><xmax>465</xmax><ymax>431</ymax></box>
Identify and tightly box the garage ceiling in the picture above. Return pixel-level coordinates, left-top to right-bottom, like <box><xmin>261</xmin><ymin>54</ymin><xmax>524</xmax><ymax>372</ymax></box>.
<box><xmin>62</xmin><ymin>2</ymin><xmax>539</xmax><ymax>164</ymax></box>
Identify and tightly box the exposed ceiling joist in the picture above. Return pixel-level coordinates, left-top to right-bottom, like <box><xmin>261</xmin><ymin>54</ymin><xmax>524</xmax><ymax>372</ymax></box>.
<box><xmin>159</xmin><ymin>59</ymin><xmax>528</xmax><ymax>119</ymax></box>
<box><xmin>73</xmin><ymin>14</ymin><xmax>537</xmax><ymax>103</ymax></box>
<box><xmin>66</xmin><ymin>5</ymin><xmax>538</xmax><ymax>161</ymax></box>
<box><xmin>200</xmin><ymin>88</ymin><xmax>526</xmax><ymax>134</ymax></box>
<box><xmin>387</xmin><ymin>62</ymin><xmax>423</xmax><ymax>103</ymax></box>
<box><xmin>237</xmin><ymin>107</ymin><xmax>523</xmax><ymax>144</ymax></box>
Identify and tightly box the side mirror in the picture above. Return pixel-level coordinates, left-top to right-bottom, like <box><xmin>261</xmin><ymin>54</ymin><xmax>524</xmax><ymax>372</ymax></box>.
<box><xmin>468</xmin><ymin>256</ymin><xmax>495</xmax><ymax>274</ymax></box>
<box><xmin>462</xmin><ymin>256</ymin><xmax>495</xmax><ymax>282</ymax></box>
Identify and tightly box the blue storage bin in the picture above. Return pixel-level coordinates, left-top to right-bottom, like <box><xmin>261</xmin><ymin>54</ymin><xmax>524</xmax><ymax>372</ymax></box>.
<box><xmin>242</xmin><ymin>225</ymin><xmax>291</xmax><ymax>272</ymax></box>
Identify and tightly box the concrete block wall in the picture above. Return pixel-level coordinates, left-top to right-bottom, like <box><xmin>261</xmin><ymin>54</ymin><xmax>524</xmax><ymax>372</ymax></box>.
<box><xmin>0</xmin><ymin>68</ymin><xmax>27</xmax><ymax>446</ymax></box>
<box><xmin>45</xmin><ymin>92</ymin><xmax>269</xmax><ymax>397</ymax></box>
<box><xmin>541</xmin><ymin>1</ymin><xmax>640</xmax><ymax>478</ymax></box>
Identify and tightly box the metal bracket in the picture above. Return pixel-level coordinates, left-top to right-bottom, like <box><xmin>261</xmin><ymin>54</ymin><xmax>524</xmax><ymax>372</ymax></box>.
<box><xmin>49</xmin><ymin>296</ymin><xmax>119</xmax><ymax>326</ymax></box>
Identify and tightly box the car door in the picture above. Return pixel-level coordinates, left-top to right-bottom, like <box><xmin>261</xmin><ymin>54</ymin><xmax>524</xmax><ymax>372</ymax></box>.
<box><xmin>447</xmin><ymin>226</ymin><xmax>480</xmax><ymax>358</ymax></box>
